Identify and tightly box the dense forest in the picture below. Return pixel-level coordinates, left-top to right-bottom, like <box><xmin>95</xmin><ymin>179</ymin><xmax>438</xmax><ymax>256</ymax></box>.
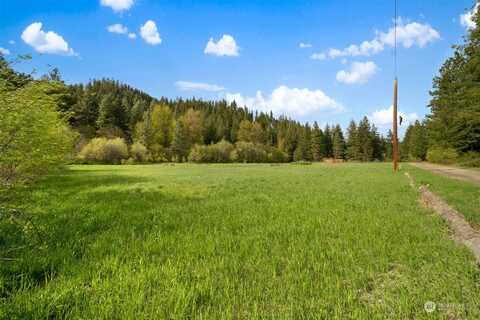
<box><xmin>60</xmin><ymin>78</ymin><xmax>392</xmax><ymax>164</ymax></box>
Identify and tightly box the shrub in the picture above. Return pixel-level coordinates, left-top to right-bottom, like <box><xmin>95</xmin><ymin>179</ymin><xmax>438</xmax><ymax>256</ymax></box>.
<box><xmin>130</xmin><ymin>142</ymin><xmax>149</xmax><ymax>163</ymax></box>
<box><xmin>0</xmin><ymin>80</ymin><xmax>76</xmax><ymax>188</ymax></box>
<box><xmin>211</xmin><ymin>140</ymin><xmax>234</xmax><ymax>163</ymax></box>
<box><xmin>230</xmin><ymin>142</ymin><xmax>267</xmax><ymax>163</ymax></box>
<box><xmin>121</xmin><ymin>158</ymin><xmax>136</xmax><ymax>165</ymax></box>
<box><xmin>426</xmin><ymin>147</ymin><xmax>458</xmax><ymax>165</ymax></box>
<box><xmin>188</xmin><ymin>145</ymin><xmax>210</xmax><ymax>163</ymax></box>
<box><xmin>104</xmin><ymin>138</ymin><xmax>129</xmax><ymax>163</ymax></box>
<box><xmin>149</xmin><ymin>144</ymin><xmax>172</xmax><ymax>162</ymax></box>
<box><xmin>78</xmin><ymin>137</ymin><xmax>128</xmax><ymax>164</ymax></box>
<box><xmin>77</xmin><ymin>137</ymin><xmax>105</xmax><ymax>163</ymax></box>
<box><xmin>266</xmin><ymin>147</ymin><xmax>289</xmax><ymax>163</ymax></box>
<box><xmin>457</xmin><ymin>152</ymin><xmax>480</xmax><ymax>168</ymax></box>
<box><xmin>188</xmin><ymin>140</ymin><xmax>234</xmax><ymax>163</ymax></box>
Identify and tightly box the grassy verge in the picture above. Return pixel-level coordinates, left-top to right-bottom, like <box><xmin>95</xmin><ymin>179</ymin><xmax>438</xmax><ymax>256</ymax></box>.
<box><xmin>406</xmin><ymin>164</ymin><xmax>480</xmax><ymax>229</ymax></box>
<box><xmin>1</xmin><ymin>163</ymin><xmax>480</xmax><ymax>319</ymax></box>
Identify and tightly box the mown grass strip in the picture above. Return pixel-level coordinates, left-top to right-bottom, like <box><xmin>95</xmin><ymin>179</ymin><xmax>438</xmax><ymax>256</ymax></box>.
<box><xmin>406</xmin><ymin>164</ymin><xmax>480</xmax><ymax>229</ymax></box>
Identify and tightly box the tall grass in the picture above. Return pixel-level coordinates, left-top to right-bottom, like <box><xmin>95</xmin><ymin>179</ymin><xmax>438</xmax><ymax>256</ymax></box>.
<box><xmin>1</xmin><ymin>163</ymin><xmax>479</xmax><ymax>319</ymax></box>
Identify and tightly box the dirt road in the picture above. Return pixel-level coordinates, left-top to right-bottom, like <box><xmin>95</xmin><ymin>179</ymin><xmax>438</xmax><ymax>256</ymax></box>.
<box><xmin>405</xmin><ymin>172</ymin><xmax>480</xmax><ymax>263</ymax></box>
<box><xmin>410</xmin><ymin>162</ymin><xmax>480</xmax><ymax>186</ymax></box>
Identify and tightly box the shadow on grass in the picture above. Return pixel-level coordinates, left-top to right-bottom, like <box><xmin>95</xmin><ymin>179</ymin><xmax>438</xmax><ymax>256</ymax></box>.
<box><xmin>0</xmin><ymin>168</ymin><xmax>202</xmax><ymax>300</ymax></box>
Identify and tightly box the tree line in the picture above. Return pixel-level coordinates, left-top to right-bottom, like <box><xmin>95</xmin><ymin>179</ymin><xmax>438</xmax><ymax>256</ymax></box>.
<box><xmin>401</xmin><ymin>2</ymin><xmax>480</xmax><ymax>166</ymax></box>
<box><xmin>66</xmin><ymin>1</ymin><xmax>480</xmax><ymax>166</ymax></box>
<box><xmin>60</xmin><ymin>79</ymin><xmax>392</xmax><ymax>164</ymax></box>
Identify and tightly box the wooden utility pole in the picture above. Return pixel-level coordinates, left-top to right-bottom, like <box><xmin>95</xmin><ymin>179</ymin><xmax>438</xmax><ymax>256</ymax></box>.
<box><xmin>392</xmin><ymin>0</ymin><xmax>399</xmax><ymax>172</ymax></box>
<box><xmin>392</xmin><ymin>78</ymin><xmax>399</xmax><ymax>171</ymax></box>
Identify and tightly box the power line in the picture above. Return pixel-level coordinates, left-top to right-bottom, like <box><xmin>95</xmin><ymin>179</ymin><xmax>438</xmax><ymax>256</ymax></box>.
<box><xmin>394</xmin><ymin>0</ymin><xmax>398</xmax><ymax>79</ymax></box>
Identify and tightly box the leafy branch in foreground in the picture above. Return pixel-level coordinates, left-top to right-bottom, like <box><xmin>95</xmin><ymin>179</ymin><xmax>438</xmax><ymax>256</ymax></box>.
<box><xmin>0</xmin><ymin>56</ymin><xmax>76</xmax><ymax>189</ymax></box>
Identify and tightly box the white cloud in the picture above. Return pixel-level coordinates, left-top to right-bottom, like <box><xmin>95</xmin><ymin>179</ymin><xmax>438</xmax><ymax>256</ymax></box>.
<box><xmin>107</xmin><ymin>24</ymin><xmax>136</xmax><ymax>40</ymax></box>
<box><xmin>378</xmin><ymin>19</ymin><xmax>441</xmax><ymax>48</ymax></box>
<box><xmin>0</xmin><ymin>47</ymin><xmax>10</xmax><ymax>55</ymax></box>
<box><xmin>175</xmin><ymin>81</ymin><xmax>225</xmax><ymax>92</ymax></box>
<box><xmin>107</xmin><ymin>24</ymin><xmax>128</xmax><ymax>34</ymax></box>
<box><xmin>140</xmin><ymin>20</ymin><xmax>161</xmax><ymax>45</ymax></box>
<box><xmin>336</xmin><ymin>61</ymin><xmax>378</xmax><ymax>85</ymax></box>
<box><xmin>310</xmin><ymin>52</ymin><xmax>326</xmax><ymax>60</ymax></box>
<box><xmin>204</xmin><ymin>34</ymin><xmax>239</xmax><ymax>57</ymax></box>
<box><xmin>369</xmin><ymin>105</ymin><xmax>418</xmax><ymax>127</ymax></box>
<box><xmin>460</xmin><ymin>3</ymin><xmax>478</xmax><ymax>29</ymax></box>
<box><xmin>312</xmin><ymin>19</ymin><xmax>439</xmax><ymax>60</ymax></box>
<box><xmin>299</xmin><ymin>42</ymin><xmax>312</xmax><ymax>49</ymax></box>
<box><xmin>9</xmin><ymin>40</ymin><xmax>15</xmax><ymax>45</ymax></box>
<box><xmin>225</xmin><ymin>85</ymin><xmax>343</xmax><ymax>117</ymax></box>
<box><xmin>21</xmin><ymin>22</ymin><xmax>75</xmax><ymax>55</ymax></box>
<box><xmin>100</xmin><ymin>0</ymin><xmax>135</xmax><ymax>12</ymax></box>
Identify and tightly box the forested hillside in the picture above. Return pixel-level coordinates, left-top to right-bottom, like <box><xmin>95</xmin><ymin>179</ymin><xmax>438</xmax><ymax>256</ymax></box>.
<box><xmin>61</xmin><ymin>79</ymin><xmax>392</xmax><ymax>163</ymax></box>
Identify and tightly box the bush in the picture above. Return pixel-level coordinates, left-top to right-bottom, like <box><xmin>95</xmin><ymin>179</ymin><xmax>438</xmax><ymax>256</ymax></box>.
<box><xmin>230</xmin><ymin>142</ymin><xmax>267</xmax><ymax>163</ymax></box>
<box><xmin>77</xmin><ymin>138</ymin><xmax>105</xmax><ymax>163</ymax></box>
<box><xmin>121</xmin><ymin>158</ymin><xmax>136</xmax><ymax>165</ymax></box>
<box><xmin>211</xmin><ymin>140</ymin><xmax>234</xmax><ymax>163</ymax></box>
<box><xmin>188</xmin><ymin>145</ymin><xmax>209</xmax><ymax>163</ymax></box>
<box><xmin>149</xmin><ymin>144</ymin><xmax>172</xmax><ymax>162</ymax></box>
<box><xmin>78</xmin><ymin>137</ymin><xmax>129</xmax><ymax>164</ymax></box>
<box><xmin>266</xmin><ymin>147</ymin><xmax>289</xmax><ymax>163</ymax></box>
<box><xmin>457</xmin><ymin>152</ymin><xmax>480</xmax><ymax>168</ymax></box>
<box><xmin>188</xmin><ymin>140</ymin><xmax>234</xmax><ymax>163</ymax></box>
<box><xmin>0</xmin><ymin>79</ymin><xmax>76</xmax><ymax>188</ymax></box>
<box><xmin>130</xmin><ymin>142</ymin><xmax>149</xmax><ymax>163</ymax></box>
<box><xmin>188</xmin><ymin>142</ymin><xmax>287</xmax><ymax>164</ymax></box>
<box><xmin>426</xmin><ymin>147</ymin><xmax>458</xmax><ymax>165</ymax></box>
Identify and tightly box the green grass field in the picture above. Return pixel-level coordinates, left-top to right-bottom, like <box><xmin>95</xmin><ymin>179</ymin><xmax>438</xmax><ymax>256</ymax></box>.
<box><xmin>2</xmin><ymin>163</ymin><xmax>480</xmax><ymax>319</ymax></box>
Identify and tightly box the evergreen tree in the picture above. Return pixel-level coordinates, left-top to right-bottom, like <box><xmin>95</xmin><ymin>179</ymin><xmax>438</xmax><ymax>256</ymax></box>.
<box><xmin>371</xmin><ymin>124</ymin><xmax>384</xmax><ymax>161</ymax></box>
<box><xmin>346</xmin><ymin>120</ymin><xmax>360</xmax><ymax>161</ymax></box>
<box><xmin>385</xmin><ymin>130</ymin><xmax>394</xmax><ymax>161</ymax></box>
<box><xmin>323</xmin><ymin>125</ymin><xmax>333</xmax><ymax>158</ymax></box>
<box><xmin>401</xmin><ymin>124</ymin><xmax>414</xmax><ymax>160</ymax></box>
<box><xmin>428</xmin><ymin>2</ymin><xmax>480</xmax><ymax>153</ymax></box>
<box><xmin>357</xmin><ymin>117</ymin><xmax>374</xmax><ymax>161</ymax></box>
<box><xmin>293</xmin><ymin>127</ymin><xmax>311</xmax><ymax>161</ymax></box>
<box><xmin>304</xmin><ymin>123</ymin><xmax>313</xmax><ymax>161</ymax></box>
<box><xmin>402</xmin><ymin>121</ymin><xmax>429</xmax><ymax>160</ymax></box>
<box><xmin>311</xmin><ymin>121</ymin><xmax>325</xmax><ymax>161</ymax></box>
<box><xmin>332</xmin><ymin>125</ymin><xmax>346</xmax><ymax>159</ymax></box>
<box><xmin>410</xmin><ymin>121</ymin><xmax>429</xmax><ymax>160</ymax></box>
<box><xmin>130</xmin><ymin>99</ymin><xmax>148</xmax><ymax>130</ymax></box>
<box><xmin>96</xmin><ymin>93</ymin><xmax>117</xmax><ymax>129</ymax></box>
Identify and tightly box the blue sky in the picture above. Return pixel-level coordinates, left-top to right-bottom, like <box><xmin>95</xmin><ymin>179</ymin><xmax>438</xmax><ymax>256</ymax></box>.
<box><xmin>0</xmin><ymin>0</ymin><xmax>477</xmax><ymax>133</ymax></box>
